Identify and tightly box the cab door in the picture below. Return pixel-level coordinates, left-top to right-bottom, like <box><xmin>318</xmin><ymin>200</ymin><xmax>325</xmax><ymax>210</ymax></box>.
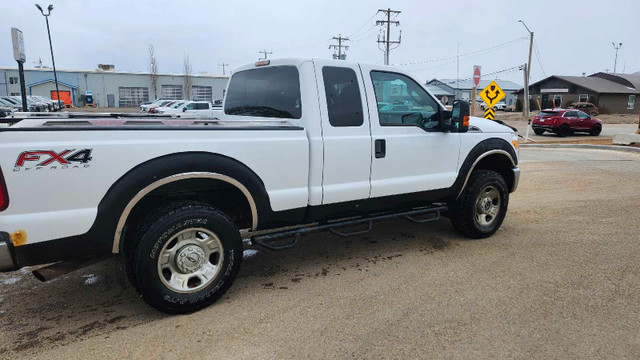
<box><xmin>362</xmin><ymin>68</ymin><xmax>460</xmax><ymax>205</ymax></box>
<box><xmin>313</xmin><ymin>60</ymin><xmax>372</xmax><ymax>205</ymax></box>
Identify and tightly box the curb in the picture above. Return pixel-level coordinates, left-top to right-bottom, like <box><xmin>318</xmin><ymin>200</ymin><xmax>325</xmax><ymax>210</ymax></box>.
<box><xmin>520</xmin><ymin>143</ymin><xmax>640</xmax><ymax>154</ymax></box>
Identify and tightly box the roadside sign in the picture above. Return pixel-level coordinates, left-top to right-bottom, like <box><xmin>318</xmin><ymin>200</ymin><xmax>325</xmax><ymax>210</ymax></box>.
<box><xmin>479</xmin><ymin>80</ymin><xmax>505</xmax><ymax>120</ymax></box>
<box><xmin>473</xmin><ymin>66</ymin><xmax>481</xmax><ymax>87</ymax></box>
<box><xmin>11</xmin><ymin>28</ymin><xmax>25</xmax><ymax>63</ymax></box>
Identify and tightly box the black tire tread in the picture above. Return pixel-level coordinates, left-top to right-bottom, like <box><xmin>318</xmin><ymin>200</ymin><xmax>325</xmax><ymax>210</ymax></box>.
<box><xmin>130</xmin><ymin>201</ymin><xmax>241</xmax><ymax>314</ymax></box>
<box><xmin>450</xmin><ymin>169</ymin><xmax>508</xmax><ymax>239</ymax></box>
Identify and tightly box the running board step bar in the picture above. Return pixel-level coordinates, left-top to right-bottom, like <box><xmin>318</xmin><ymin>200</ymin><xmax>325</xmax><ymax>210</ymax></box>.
<box><xmin>252</xmin><ymin>205</ymin><xmax>447</xmax><ymax>251</ymax></box>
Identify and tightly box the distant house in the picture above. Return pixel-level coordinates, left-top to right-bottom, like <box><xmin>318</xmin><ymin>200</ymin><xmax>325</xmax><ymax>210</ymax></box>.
<box><xmin>426</xmin><ymin>79</ymin><xmax>522</xmax><ymax>106</ymax></box>
<box><xmin>425</xmin><ymin>84</ymin><xmax>455</xmax><ymax>105</ymax></box>
<box><xmin>515</xmin><ymin>72</ymin><xmax>640</xmax><ymax>114</ymax></box>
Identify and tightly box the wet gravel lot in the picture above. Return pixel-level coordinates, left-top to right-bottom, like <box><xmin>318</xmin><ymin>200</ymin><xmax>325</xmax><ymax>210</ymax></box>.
<box><xmin>1</xmin><ymin>147</ymin><xmax>639</xmax><ymax>359</ymax></box>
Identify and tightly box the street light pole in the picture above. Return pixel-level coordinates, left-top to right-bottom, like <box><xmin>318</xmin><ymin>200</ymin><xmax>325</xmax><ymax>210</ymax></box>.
<box><xmin>612</xmin><ymin>42</ymin><xmax>622</xmax><ymax>73</ymax></box>
<box><xmin>35</xmin><ymin>4</ymin><xmax>62</xmax><ymax>109</ymax></box>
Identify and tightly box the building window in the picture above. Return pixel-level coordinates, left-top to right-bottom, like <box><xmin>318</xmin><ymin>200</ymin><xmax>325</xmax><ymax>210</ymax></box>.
<box><xmin>118</xmin><ymin>87</ymin><xmax>149</xmax><ymax>107</ymax></box>
<box><xmin>161</xmin><ymin>85</ymin><xmax>183</xmax><ymax>100</ymax></box>
<box><xmin>191</xmin><ymin>85</ymin><xmax>212</xmax><ymax>102</ymax></box>
<box><xmin>10</xmin><ymin>93</ymin><xmax>20</xmax><ymax>96</ymax></box>
<box><xmin>579</xmin><ymin>94</ymin><xmax>588</xmax><ymax>102</ymax></box>
<box><xmin>629</xmin><ymin>95</ymin><xmax>636</xmax><ymax>110</ymax></box>
<box><xmin>9</xmin><ymin>77</ymin><xmax>19</xmax><ymax>85</ymax></box>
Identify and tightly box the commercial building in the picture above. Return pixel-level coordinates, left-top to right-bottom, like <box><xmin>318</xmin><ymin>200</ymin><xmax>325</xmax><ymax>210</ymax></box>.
<box><xmin>514</xmin><ymin>72</ymin><xmax>639</xmax><ymax>114</ymax></box>
<box><xmin>0</xmin><ymin>65</ymin><xmax>229</xmax><ymax>108</ymax></box>
<box><xmin>426</xmin><ymin>79</ymin><xmax>522</xmax><ymax>106</ymax></box>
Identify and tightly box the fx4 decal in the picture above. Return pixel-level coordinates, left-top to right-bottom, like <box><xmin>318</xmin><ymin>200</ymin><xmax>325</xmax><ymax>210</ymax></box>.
<box><xmin>14</xmin><ymin>149</ymin><xmax>93</xmax><ymax>169</ymax></box>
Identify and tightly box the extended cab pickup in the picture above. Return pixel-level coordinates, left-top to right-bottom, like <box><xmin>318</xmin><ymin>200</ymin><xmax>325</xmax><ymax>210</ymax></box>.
<box><xmin>0</xmin><ymin>58</ymin><xmax>520</xmax><ymax>313</ymax></box>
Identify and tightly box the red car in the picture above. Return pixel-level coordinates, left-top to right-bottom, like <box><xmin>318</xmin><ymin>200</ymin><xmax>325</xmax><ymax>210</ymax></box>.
<box><xmin>532</xmin><ymin>109</ymin><xmax>602</xmax><ymax>137</ymax></box>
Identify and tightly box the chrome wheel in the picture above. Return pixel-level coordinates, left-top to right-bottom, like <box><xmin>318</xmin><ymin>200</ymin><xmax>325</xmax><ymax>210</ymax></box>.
<box><xmin>157</xmin><ymin>228</ymin><xmax>224</xmax><ymax>293</ymax></box>
<box><xmin>475</xmin><ymin>185</ymin><xmax>501</xmax><ymax>226</ymax></box>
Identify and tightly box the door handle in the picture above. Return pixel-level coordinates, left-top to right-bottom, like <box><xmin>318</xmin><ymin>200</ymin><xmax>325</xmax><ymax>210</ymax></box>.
<box><xmin>375</xmin><ymin>139</ymin><xmax>386</xmax><ymax>158</ymax></box>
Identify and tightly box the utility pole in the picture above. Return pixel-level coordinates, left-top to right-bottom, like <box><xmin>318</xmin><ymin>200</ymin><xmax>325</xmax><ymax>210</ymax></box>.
<box><xmin>523</xmin><ymin>63</ymin><xmax>531</xmax><ymax>142</ymax></box>
<box><xmin>218</xmin><ymin>63</ymin><xmax>229</xmax><ymax>75</ymax></box>
<box><xmin>518</xmin><ymin>20</ymin><xmax>534</xmax><ymax>118</ymax></box>
<box><xmin>376</xmin><ymin>8</ymin><xmax>401</xmax><ymax>65</ymax></box>
<box><xmin>329</xmin><ymin>34</ymin><xmax>350</xmax><ymax>60</ymax></box>
<box><xmin>612</xmin><ymin>42</ymin><xmax>622</xmax><ymax>73</ymax></box>
<box><xmin>259</xmin><ymin>50</ymin><xmax>273</xmax><ymax>60</ymax></box>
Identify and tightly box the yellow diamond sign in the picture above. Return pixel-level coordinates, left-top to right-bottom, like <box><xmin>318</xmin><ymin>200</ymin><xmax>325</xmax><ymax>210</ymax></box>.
<box><xmin>479</xmin><ymin>80</ymin><xmax>506</xmax><ymax>108</ymax></box>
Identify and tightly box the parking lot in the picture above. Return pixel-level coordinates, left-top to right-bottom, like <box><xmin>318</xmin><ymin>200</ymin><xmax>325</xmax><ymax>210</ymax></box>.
<box><xmin>0</xmin><ymin>146</ymin><xmax>638</xmax><ymax>359</ymax></box>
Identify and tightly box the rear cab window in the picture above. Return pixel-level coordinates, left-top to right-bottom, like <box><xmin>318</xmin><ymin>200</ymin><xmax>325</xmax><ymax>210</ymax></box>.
<box><xmin>224</xmin><ymin>66</ymin><xmax>301</xmax><ymax>119</ymax></box>
<box><xmin>538</xmin><ymin>111</ymin><xmax>558</xmax><ymax>117</ymax></box>
<box><xmin>322</xmin><ymin>66</ymin><xmax>363</xmax><ymax>127</ymax></box>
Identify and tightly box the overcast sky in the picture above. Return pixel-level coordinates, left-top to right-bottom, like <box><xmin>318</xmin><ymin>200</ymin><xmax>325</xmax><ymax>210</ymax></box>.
<box><xmin>2</xmin><ymin>0</ymin><xmax>638</xmax><ymax>86</ymax></box>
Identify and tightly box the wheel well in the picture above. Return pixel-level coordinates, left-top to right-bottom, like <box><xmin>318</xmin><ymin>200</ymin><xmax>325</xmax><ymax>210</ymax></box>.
<box><xmin>474</xmin><ymin>154</ymin><xmax>514</xmax><ymax>191</ymax></box>
<box><xmin>121</xmin><ymin>178</ymin><xmax>253</xmax><ymax>256</ymax></box>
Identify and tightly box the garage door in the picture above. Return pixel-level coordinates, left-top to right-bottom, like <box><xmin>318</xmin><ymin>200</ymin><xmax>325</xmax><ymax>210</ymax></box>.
<box><xmin>161</xmin><ymin>85</ymin><xmax>183</xmax><ymax>100</ymax></box>
<box><xmin>192</xmin><ymin>86</ymin><xmax>212</xmax><ymax>101</ymax></box>
<box><xmin>118</xmin><ymin>87</ymin><xmax>149</xmax><ymax>107</ymax></box>
<box><xmin>51</xmin><ymin>90</ymin><xmax>72</xmax><ymax>107</ymax></box>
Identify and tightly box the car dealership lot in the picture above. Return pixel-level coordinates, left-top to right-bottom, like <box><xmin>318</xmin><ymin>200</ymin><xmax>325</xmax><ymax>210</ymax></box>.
<box><xmin>1</xmin><ymin>147</ymin><xmax>639</xmax><ymax>359</ymax></box>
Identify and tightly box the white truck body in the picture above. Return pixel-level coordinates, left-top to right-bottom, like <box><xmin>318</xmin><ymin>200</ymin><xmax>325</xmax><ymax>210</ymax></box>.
<box><xmin>0</xmin><ymin>58</ymin><xmax>519</xmax><ymax>312</ymax></box>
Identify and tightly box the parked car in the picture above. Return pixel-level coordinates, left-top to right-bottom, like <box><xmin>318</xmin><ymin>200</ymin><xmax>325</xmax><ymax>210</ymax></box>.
<box><xmin>0</xmin><ymin>58</ymin><xmax>519</xmax><ymax>313</ymax></box>
<box><xmin>569</xmin><ymin>102</ymin><xmax>599</xmax><ymax>116</ymax></box>
<box><xmin>141</xmin><ymin>99</ymin><xmax>177</xmax><ymax>113</ymax></box>
<box><xmin>149</xmin><ymin>100</ymin><xmax>179</xmax><ymax>114</ymax></box>
<box><xmin>0</xmin><ymin>98</ymin><xmax>21</xmax><ymax>111</ymax></box>
<box><xmin>0</xmin><ymin>106</ymin><xmax>13</xmax><ymax>118</ymax></box>
<box><xmin>28</xmin><ymin>96</ymin><xmax>53</xmax><ymax>112</ymax></box>
<box><xmin>2</xmin><ymin>97</ymin><xmax>39</xmax><ymax>112</ymax></box>
<box><xmin>532</xmin><ymin>109</ymin><xmax>602</xmax><ymax>137</ymax></box>
<box><xmin>157</xmin><ymin>100</ymin><xmax>222</xmax><ymax>118</ymax></box>
<box><xmin>480</xmin><ymin>101</ymin><xmax>507</xmax><ymax>111</ymax></box>
<box><xmin>32</xmin><ymin>96</ymin><xmax>61</xmax><ymax>111</ymax></box>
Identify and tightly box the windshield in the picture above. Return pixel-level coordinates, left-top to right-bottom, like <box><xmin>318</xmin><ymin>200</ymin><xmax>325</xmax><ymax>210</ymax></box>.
<box><xmin>224</xmin><ymin>66</ymin><xmax>301</xmax><ymax>119</ymax></box>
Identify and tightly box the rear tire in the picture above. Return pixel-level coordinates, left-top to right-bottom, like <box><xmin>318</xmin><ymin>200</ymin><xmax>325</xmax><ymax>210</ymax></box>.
<box><xmin>534</xmin><ymin>129</ymin><xmax>545</xmax><ymax>135</ymax></box>
<box><xmin>557</xmin><ymin>125</ymin><xmax>570</xmax><ymax>137</ymax></box>
<box><xmin>590</xmin><ymin>124</ymin><xmax>602</xmax><ymax>136</ymax></box>
<box><xmin>131</xmin><ymin>202</ymin><xmax>242</xmax><ymax>314</ymax></box>
<box><xmin>450</xmin><ymin>170</ymin><xmax>509</xmax><ymax>239</ymax></box>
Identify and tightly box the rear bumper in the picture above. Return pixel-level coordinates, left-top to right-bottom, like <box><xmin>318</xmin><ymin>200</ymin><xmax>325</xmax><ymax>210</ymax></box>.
<box><xmin>510</xmin><ymin>167</ymin><xmax>520</xmax><ymax>193</ymax></box>
<box><xmin>532</xmin><ymin>124</ymin><xmax>557</xmax><ymax>132</ymax></box>
<box><xmin>0</xmin><ymin>232</ymin><xmax>18</xmax><ymax>272</ymax></box>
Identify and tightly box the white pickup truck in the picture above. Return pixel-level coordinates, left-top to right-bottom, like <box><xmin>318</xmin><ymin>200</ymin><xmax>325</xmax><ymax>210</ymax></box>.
<box><xmin>0</xmin><ymin>58</ymin><xmax>520</xmax><ymax>313</ymax></box>
<box><xmin>157</xmin><ymin>100</ymin><xmax>223</xmax><ymax>119</ymax></box>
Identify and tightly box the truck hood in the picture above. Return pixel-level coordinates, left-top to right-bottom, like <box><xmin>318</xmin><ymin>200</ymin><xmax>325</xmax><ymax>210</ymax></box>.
<box><xmin>468</xmin><ymin>116</ymin><xmax>515</xmax><ymax>133</ymax></box>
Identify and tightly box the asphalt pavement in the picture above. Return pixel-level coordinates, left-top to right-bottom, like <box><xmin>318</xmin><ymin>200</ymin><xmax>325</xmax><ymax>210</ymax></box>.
<box><xmin>1</xmin><ymin>147</ymin><xmax>639</xmax><ymax>359</ymax></box>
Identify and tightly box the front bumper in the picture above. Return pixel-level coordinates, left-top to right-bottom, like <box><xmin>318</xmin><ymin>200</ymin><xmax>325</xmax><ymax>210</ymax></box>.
<box><xmin>511</xmin><ymin>167</ymin><xmax>520</xmax><ymax>193</ymax></box>
<box><xmin>0</xmin><ymin>232</ymin><xmax>18</xmax><ymax>272</ymax></box>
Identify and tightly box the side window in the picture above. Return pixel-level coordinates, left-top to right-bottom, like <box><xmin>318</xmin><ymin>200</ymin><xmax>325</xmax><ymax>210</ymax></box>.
<box><xmin>322</xmin><ymin>66</ymin><xmax>363</xmax><ymax>127</ymax></box>
<box><xmin>370</xmin><ymin>71</ymin><xmax>440</xmax><ymax>129</ymax></box>
<box><xmin>185</xmin><ymin>103</ymin><xmax>196</xmax><ymax>110</ymax></box>
<box><xmin>577</xmin><ymin>111</ymin><xmax>590</xmax><ymax>119</ymax></box>
<box><xmin>195</xmin><ymin>103</ymin><xmax>209</xmax><ymax>110</ymax></box>
<box><xmin>565</xmin><ymin>111</ymin><xmax>577</xmax><ymax>118</ymax></box>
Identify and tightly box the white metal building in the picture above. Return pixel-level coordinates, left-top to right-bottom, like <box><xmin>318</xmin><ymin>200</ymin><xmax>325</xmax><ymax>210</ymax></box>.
<box><xmin>0</xmin><ymin>65</ymin><xmax>229</xmax><ymax>108</ymax></box>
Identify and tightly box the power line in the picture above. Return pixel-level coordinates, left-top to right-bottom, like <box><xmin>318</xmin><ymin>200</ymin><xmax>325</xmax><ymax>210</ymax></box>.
<box><xmin>438</xmin><ymin>65</ymin><xmax>523</xmax><ymax>85</ymax></box>
<box><xmin>532</xmin><ymin>39</ymin><xmax>546</xmax><ymax>78</ymax></box>
<box><xmin>394</xmin><ymin>37</ymin><xmax>527</xmax><ymax>67</ymax></box>
<box><xmin>376</xmin><ymin>8</ymin><xmax>401</xmax><ymax>65</ymax></box>
<box><xmin>348</xmin><ymin>12</ymin><xmax>378</xmax><ymax>38</ymax></box>
<box><xmin>329</xmin><ymin>34</ymin><xmax>350</xmax><ymax>60</ymax></box>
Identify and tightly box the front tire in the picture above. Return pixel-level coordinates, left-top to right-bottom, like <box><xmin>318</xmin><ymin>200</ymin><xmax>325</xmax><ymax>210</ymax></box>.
<box><xmin>450</xmin><ymin>170</ymin><xmax>509</xmax><ymax>239</ymax></box>
<box><xmin>131</xmin><ymin>202</ymin><xmax>242</xmax><ymax>314</ymax></box>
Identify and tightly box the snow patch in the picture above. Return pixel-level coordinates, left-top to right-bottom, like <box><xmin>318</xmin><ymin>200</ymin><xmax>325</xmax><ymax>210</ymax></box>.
<box><xmin>82</xmin><ymin>274</ymin><xmax>102</xmax><ymax>285</ymax></box>
<box><xmin>0</xmin><ymin>277</ymin><xmax>20</xmax><ymax>285</ymax></box>
<box><xmin>243</xmin><ymin>249</ymin><xmax>259</xmax><ymax>259</ymax></box>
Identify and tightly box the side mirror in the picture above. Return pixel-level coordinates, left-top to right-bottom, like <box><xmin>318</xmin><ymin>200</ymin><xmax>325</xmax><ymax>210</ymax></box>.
<box><xmin>452</xmin><ymin>100</ymin><xmax>470</xmax><ymax>133</ymax></box>
<box><xmin>183</xmin><ymin>107</ymin><xmax>187</xmax><ymax>112</ymax></box>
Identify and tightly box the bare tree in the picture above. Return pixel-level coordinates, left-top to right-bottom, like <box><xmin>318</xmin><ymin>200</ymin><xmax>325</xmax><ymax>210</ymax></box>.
<box><xmin>183</xmin><ymin>54</ymin><xmax>193</xmax><ymax>100</ymax></box>
<box><xmin>148</xmin><ymin>41</ymin><xmax>158</xmax><ymax>100</ymax></box>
